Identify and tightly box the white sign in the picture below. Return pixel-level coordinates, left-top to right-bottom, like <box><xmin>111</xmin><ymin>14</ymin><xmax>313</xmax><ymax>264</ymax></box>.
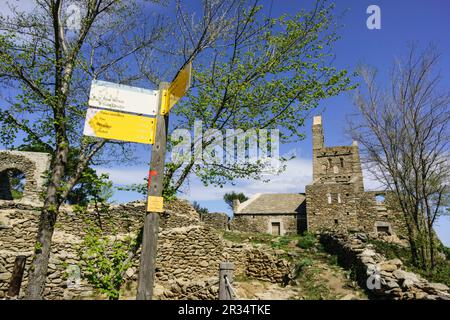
<box><xmin>89</xmin><ymin>80</ymin><xmax>159</xmax><ymax>116</ymax></box>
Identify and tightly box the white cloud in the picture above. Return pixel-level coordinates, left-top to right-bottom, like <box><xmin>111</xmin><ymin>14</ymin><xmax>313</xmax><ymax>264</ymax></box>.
<box><xmin>179</xmin><ymin>157</ymin><xmax>313</xmax><ymax>201</ymax></box>
<box><xmin>96</xmin><ymin>156</ymin><xmax>387</xmax><ymax>202</ymax></box>
<box><xmin>95</xmin><ymin>166</ymin><xmax>147</xmax><ymax>185</ymax></box>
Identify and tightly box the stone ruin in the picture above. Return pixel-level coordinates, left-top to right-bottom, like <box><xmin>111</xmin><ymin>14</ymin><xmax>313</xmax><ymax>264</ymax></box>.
<box><xmin>0</xmin><ymin>168</ymin><xmax>291</xmax><ymax>299</ymax></box>
<box><xmin>0</xmin><ymin>150</ymin><xmax>51</xmax><ymax>204</ymax></box>
<box><xmin>320</xmin><ymin>232</ymin><xmax>450</xmax><ymax>300</ymax></box>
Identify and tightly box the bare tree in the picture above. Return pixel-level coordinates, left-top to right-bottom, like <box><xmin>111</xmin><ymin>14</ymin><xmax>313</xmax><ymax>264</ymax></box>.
<box><xmin>349</xmin><ymin>45</ymin><xmax>450</xmax><ymax>270</ymax></box>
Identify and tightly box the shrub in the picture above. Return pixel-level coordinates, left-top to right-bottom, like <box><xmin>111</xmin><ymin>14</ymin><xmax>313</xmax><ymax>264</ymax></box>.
<box><xmin>297</xmin><ymin>232</ymin><xmax>317</xmax><ymax>249</ymax></box>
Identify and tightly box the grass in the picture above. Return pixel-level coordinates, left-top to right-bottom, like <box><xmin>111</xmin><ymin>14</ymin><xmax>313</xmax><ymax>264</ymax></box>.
<box><xmin>223</xmin><ymin>230</ymin><xmax>365</xmax><ymax>299</ymax></box>
<box><xmin>297</xmin><ymin>232</ymin><xmax>317</xmax><ymax>249</ymax></box>
<box><xmin>369</xmin><ymin>239</ymin><xmax>450</xmax><ymax>287</ymax></box>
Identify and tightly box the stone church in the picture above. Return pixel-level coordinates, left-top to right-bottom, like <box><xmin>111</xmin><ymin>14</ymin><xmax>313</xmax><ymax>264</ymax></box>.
<box><xmin>231</xmin><ymin>116</ymin><xmax>406</xmax><ymax>237</ymax></box>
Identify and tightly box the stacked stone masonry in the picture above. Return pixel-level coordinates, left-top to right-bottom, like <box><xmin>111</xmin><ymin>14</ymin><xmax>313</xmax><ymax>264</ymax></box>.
<box><xmin>0</xmin><ymin>199</ymin><xmax>291</xmax><ymax>300</ymax></box>
<box><xmin>306</xmin><ymin>116</ymin><xmax>407</xmax><ymax>237</ymax></box>
<box><xmin>0</xmin><ymin>151</ymin><xmax>51</xmax><ymax>204</ymax></box>
<box><xmin>320</xmin><ymin>232</ymin><xmax>450</xmax><ymax>300</ymax></box>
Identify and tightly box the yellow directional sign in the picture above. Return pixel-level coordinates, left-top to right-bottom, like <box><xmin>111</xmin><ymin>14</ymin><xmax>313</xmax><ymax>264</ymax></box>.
<box><xmin>161</xmin><ymin>61</ymin><xmax>192</xmax><ymax>115</ymax></box>
<box><xmin>147</xmin><ymin>195</ymin><xmax>164</xmax><ymax>212</ymax></box>
<box><xmin>83</xmin><ymin>108</ymin><xmax>156</xmax><ymax>144</ymax></box>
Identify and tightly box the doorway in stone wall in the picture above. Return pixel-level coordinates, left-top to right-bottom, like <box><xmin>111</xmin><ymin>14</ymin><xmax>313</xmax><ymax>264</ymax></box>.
<box><xmin>271</xmin><ymin>222</ymin><xmax>281</xmax><ymax>236</ymax></box>
<box><xmin>0</xmin><ymin>168</ymin><xmax>26</xmax><ymax>200</ymax></box>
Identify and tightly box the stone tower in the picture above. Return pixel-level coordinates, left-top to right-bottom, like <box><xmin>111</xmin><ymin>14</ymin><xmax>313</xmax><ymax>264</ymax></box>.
<box><xmin>312</xmin><ymin>116</ymin><xmax>324</xmax><ymax>181</ymax></box>
<box><xmin>306</xmin><ymin>115</ymin><xmax>407</xmax><ymax>236</ymax></box>
<box><xmin>0</xmin><ymin>150</ymin><xmax>51</xmax><ymax>204</ymax></box>
<box><xmin>311</xmin><ymin>115</ymin><xmax>364</xmax><ymax>193</ymax></box>
<box><xmin>306</xmin><ymin>115</ymin><xmax>364</xmax><ymax>233</ymax></box>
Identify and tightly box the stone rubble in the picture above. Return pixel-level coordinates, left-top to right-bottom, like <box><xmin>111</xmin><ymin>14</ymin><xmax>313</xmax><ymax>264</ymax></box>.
<box><xmin>320</xmin><ymin>232</ymin><xmax>450</xmax><ymax>300</ymax></box>
<box><xmin>0</xmin><ymin>199</ymin><xmax>291</xmax><ymax>300</ymax></box>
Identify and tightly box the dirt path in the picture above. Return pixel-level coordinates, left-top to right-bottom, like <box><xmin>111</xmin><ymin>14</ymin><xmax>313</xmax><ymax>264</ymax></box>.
<box><xmin>234</xmin><ymin>248</ymin><xmax>367</xmax><ymax>300</ymax></box>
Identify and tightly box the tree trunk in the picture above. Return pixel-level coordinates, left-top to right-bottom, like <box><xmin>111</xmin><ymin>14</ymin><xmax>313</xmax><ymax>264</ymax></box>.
<box><xmin>26</xmin><ymin>145</ymin><xmax>68</xmax><ymax>299</ymax></box>
<box><xmin>25</xmin><ymin>208</ymin><xmax>57</xmax><ymax>299</ymax></box>
<box><xmin>427</xmin><ymin>224</ymin><xmax>436</xmax><ymax>269</ymax></box>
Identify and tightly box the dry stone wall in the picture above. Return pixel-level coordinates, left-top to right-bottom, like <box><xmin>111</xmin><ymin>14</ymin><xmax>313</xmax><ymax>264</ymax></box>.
<box><xmin>200</xmin><ymin>212</ymin><xmax>229</xmax><ymax>230</ymax></box>
<box><xmin>0</xmin><ymin>151</ymin><xmax>51</xmax><ymax>204</ymax></box>
<box><xmin>230</xmin><ymin>214</ymin><xmax>297</xmax><ymax>236</ymax></box>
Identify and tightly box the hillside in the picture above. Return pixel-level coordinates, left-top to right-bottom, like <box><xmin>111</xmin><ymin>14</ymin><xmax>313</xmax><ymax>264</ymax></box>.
<box><xmin>221</xmin><ymin>231</ymin><xmax>367</xmax><ymax>300</ymax></box>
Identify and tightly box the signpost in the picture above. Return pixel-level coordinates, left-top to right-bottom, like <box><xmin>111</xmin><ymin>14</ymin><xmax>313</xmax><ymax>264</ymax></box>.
<box><xmin>89</xmin><ymin>80</ymin><xmax>159</xmax><ymax>116</ymax></box>
<box><xmin>83</xmin><ymin>108</ymin><xmax>156</xmax><ymax>144</ymax></box>
<box><xmin>137</xmin><ymin>62</ymin><xmax>192</xmax><ymax>300</ymax></box>
<box><xmin>161</xmin><ymin>61</ymin><xmax>192</xmax><ymax>115</ymax></box>
<box><xmin>136</xmin><ymin>82</ymin><xmax>169</xmax><ymax>300</ymax></box>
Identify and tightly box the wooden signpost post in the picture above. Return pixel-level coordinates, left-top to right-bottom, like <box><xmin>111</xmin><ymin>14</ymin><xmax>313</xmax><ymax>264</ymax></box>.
<box><xmin>83</xmin><ymin>61</ymin><xmax>192</xmax><ymax>300</ymax></box>
<box><xmin>137</xmin><ymin>61</ymin><xmax>192</xmax><ymax>300</ymax></box>
<box><xmin>136</xmin><ymin>81</ymin><xmax>168</xmax><ymax>300</ymax></box>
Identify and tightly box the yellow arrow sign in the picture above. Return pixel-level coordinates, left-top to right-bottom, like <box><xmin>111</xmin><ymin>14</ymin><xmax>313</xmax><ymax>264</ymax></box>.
<box><xmin>161</xmin><ymin>61</ymin><xmax>192</xmax><ymax>115</ymax></box>
<box><xmin>83</xmin><ymin>108</ymin><xmax>156</xmax><ymax>144</ymax></box>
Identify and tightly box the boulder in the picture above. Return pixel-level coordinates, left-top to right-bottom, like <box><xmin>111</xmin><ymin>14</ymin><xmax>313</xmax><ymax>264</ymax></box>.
<box><xmin>386</xmin><ymin>258</ymin><xmax>403</xmax><ymax>267</ymax></box>
<box><xmin>380</xmin><ymin>263</ymin><xmax>397</xmax><ymax>272</ymax></box>
<box><xmin>360</xmin><ymin>249</ymin><xmax>377</xmax><ymax>257</ymax></box>
<box><xmin>425</xmin><ymin>283</ymin><xmax>449</xmax><ymax>292</ymax></box>
<box><xmin>392</xmin><ymin>269</ymin><xmax>419</xmax><ymax>283</ymax></box>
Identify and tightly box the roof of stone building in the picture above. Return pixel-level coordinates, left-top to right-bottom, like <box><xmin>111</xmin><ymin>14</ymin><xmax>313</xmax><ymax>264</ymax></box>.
<box><xmin>235</xmin><ymin>193</ymin><xmax>306</xmax><ymax>215</ymax></box>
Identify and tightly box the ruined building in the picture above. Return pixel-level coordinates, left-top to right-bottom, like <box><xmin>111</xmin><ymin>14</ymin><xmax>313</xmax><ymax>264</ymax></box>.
<box><xmin>231</xmin><ymin>116</ymin><xmax>406</xmax><ymax>237</ymax></box>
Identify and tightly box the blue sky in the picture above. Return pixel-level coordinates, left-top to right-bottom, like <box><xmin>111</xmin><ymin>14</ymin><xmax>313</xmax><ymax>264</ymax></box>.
<box><xmin>96</xmin><ymin>0</ymin><xmax>450</xmax><ymax>245</ymax></box>
<box><xmin>0</xmin><ymin>1</ymin><xmax>449</xmax><ymax>245</ymax></box>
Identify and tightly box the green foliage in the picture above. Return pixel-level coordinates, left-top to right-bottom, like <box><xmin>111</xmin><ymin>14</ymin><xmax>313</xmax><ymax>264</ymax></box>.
<box><xmin>34</xmin><ymin>241</ymin><xmax>43</xmax><ymax>253</ymax></box>
<box><xmin>116</xmin><ymin>178</ymin><xmax>178</xmax><ymax>201</ymax></box>
<box><xmin>15</xmin><ymin>142</ymin><xmax>114</xmax><ymax>205</ymax></box>
<box><xmin>270</xmin><ymin>234</ymin><xmax>299</xmax><ymax>251</ymax></box>
<box><xmin>223</xmin><ymin>191</ymin><xmax>249</xmax><ymax>210</ymax></box>
<box><xmin>297</xmin><ymin>232</ymin><xmax>318</xmax><ymax>250</ymax></box>
<box><xmin>327</xmin><ymin>254</ymin><xmax>339</xmax><ymax>266</ymax></box>
<box><xmin>295</xmin><ymin>257</ymin><xmax>314</xmax><ymax>275</ymax></box>
<box><xmin>78</xmin><ymin>219</ymin><xmax>136</xmax><ymax>300</ymax></box>
<box><xmin>0</xmin><ymin>168</ymin><xmax>26</xmax><ymax>199</ymax></box>
<box><xmin>68</xmin><ymin>171</ymin><xmax>113</xmax><ymax>206</ymax></box>
<box><xmin>442</xmin><ymin>246</ymin><xmax>450</xmax><ymax>260</ymax></box>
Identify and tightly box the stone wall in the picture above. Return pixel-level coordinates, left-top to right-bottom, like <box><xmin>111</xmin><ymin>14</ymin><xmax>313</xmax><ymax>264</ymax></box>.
<box><xmin>305</xmin><ymin>183</ymin><xmax>359</xmax><ymax>233</ymax></box>
<box><xmin>0</xmin><ymin>199</ymin><xmax>291</xmax><ymax>300</ymax></box>
<box><xmin>320</xmin><ymin>232</ymin><xmax>450</xmax><ymax>300</ymax></box>
<box><xmin>356</xmin><ymin>191</ymin><xmax>406</xmax><ymax>237</ymax></box>
<box><xmin>306</xmin><ymin>185</ymin><xmax>406</xmax><ymax>237</ymax></box>
<box><xmin>0</xmin><ymin>151</ymin><xmax>51</xmax><ymax>204</ymax></box>
<box><xmin>306</xmin><ymin>116</ymin><xmax>406</xmax><ymax>238</ymax></box>
<box><xmin>230</xmin><ymin>214</ymin><xmax>297</xmax><ymax>236</ymax></box>
<box><xmin>200</xmin><ymin>212</ymin><xmax>230</xmax><ymax>230</ymax></box>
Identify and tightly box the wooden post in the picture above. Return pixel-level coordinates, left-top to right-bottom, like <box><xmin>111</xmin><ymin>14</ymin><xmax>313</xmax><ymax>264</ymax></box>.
<box><xmin>7</xmin><ymin>255</ymin><xmax>27</xmax><ymax>299</ymax></box>
<box><xmin>219</xmin><ymin>262</ymin><xmax>234</xmax><ymax>300</ymax></box>
<box><xmin>136</xmin><ymin>82</ymin><xmax>170</xmax><ymax>300</ymax></box>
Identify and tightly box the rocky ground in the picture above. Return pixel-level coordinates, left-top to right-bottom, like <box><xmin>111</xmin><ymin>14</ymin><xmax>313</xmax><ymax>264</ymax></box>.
<box><xmin>222</xmin><ymin>231</ymin><xmax>367</xmax><ymax>300</ymax></box>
